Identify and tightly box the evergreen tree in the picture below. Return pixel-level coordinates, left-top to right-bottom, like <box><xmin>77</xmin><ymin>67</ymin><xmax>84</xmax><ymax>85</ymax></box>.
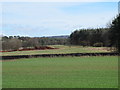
<box><xmin>109</xmin><ymin>14</ymin><xmax>120</xmax><ymax>53</ymax></box>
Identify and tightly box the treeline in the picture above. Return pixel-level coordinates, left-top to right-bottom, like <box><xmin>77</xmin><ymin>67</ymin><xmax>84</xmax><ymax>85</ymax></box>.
<box><xmin>70</xmin><ymin>14</ymin><xmax>120</xmax><ymax>52</ymax></box>
<box><xmin>1</xmin><ymin>36</ymin><xmax>69</xmax><ymax>51</ymax></box>
<box><xmin>69</xmin><ymin>28</ymin><xmax>110</xmax><ymax>47</ymax></box>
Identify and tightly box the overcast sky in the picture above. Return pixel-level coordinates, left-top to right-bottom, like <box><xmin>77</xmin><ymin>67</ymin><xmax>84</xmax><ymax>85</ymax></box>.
<box><xmin>1</xmin><ymin>2</ymin><xmax>118</xmax><ymax>37</ymax></box>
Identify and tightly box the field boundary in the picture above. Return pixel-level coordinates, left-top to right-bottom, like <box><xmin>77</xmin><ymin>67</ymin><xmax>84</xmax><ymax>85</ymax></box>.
<box><xmin>1</xmin><ymin>52</ymin><xmax>119</xmax><ymax>60</ymax></box>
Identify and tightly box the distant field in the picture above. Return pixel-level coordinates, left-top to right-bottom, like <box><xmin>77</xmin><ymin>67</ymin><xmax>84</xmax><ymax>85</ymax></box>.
<box><xmin>1</xmin><ymin>45</ymin><xmax>111</xmax><ymax>56</ymax></box>
<box><xmin>2</xmin><ymin>56</ymin><xmax>118</xmax><ymax>88</ymax></box>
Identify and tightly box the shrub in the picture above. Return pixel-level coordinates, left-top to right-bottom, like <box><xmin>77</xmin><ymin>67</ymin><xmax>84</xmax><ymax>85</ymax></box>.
<box><xmin>93</xmin><ymin>43</ymin><xmax>103</xmax><ymax>47</ymax></box>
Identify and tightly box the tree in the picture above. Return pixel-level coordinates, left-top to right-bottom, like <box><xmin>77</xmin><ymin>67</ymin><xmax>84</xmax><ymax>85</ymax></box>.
<box><xmin>9</xmin><ymin>38</ymin><xmax>22</xmax><ymax>50</ymax></box>
<box><xmin>109</xmin><ymin>14</ymin><xmax>120</xmax><ymax>53</ymax></box>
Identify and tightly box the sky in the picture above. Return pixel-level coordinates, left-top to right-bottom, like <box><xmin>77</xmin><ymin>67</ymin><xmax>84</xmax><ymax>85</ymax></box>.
<box><xmin>0</xmin><ymin>2</ymin><xmax>119</xmax><ymax>37</ymax></box>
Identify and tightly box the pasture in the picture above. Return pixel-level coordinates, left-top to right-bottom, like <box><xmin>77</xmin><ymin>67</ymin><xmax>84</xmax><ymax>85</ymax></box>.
<box><xmin>2</xmin><ymin>56</ymin><xmax>118</xmax><ymax>88</ymax></box>
<box><xmin>1</xmin><ymin>45</ymin><xmax>111</xmax><ymax>56</ymax></box>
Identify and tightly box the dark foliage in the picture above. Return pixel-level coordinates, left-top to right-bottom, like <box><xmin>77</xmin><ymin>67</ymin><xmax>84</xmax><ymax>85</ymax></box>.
<box><xmin>70</xmin><ymin>28</ymin><xmax>110</xmax><ymax>47</ymax></box>
<box><xmin>109</xmin><ymin>14</ymin><xmax>120</xmax><ymax>53</ymax></box>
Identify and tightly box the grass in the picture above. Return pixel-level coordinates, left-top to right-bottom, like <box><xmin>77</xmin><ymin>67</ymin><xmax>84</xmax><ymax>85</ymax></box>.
<box><xmin>2</xmin><ymin>56</ymin><xmax>118</xmax><ymax>88</ymax></box>
<box><xmin>1</xmin><ymin>45</ymin><xmax>111</xmax><ymax>56</ymax></box>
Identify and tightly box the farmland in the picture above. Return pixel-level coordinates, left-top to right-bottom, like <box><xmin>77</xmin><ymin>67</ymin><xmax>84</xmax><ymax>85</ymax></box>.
<box><xmin>1</xmin><ymin>45</ymin><xmax>111</xmax><ymax>56</ymax></box>
<box><xmin>1</xmin><ymin>2</ymin><xmax>119</xmax><ymax>89</ymax></box>
<box><xmin>2</xmin><ymin>56</ymin><xmax>118</xmax><ymax>88</ymax></box>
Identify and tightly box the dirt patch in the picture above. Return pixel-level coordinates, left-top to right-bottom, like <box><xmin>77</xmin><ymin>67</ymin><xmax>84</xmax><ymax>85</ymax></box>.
<box><xmin>88</xmin><ymin>47</ymin><xmax>109</xmax><ymax>51</ymax></box>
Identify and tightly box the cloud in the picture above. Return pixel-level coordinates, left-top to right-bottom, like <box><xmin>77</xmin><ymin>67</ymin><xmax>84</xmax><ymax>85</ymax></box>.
<box><xmin>1</xmin><ymin>2</ymin><xmax>118</xmax><ymax>36</ymax></box>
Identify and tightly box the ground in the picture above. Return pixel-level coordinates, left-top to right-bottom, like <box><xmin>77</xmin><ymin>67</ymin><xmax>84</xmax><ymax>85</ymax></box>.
<box><xmin>2</xmin><ymin>56</ymin><xmax>118</xmax><ymax>88</ymax></box>
<box><xmin>1</xmin><ymin>45</ymin><xmax>110</xmax><ymax>56</ymax></box>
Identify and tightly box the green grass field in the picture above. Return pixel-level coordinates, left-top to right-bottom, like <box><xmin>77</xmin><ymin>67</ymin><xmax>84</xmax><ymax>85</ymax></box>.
<box><xmin>2</xmin><ymin>56</ymin><xmax>118</xmax><ymax>88</ymax></box>
<box><xmin>2</xmin><ymin>45</ymin><xmax>111</xmax><ymax>56</ymax></box>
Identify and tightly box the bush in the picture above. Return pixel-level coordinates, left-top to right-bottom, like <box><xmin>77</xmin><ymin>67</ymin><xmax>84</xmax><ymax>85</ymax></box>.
<box><xmin>93</xmin><ymin>43</ymin><xmax>103</xmax><ymax>47</ymax></box>
<box><xmin>80</xmin><ymin>41</ymin><xmax>90</xmax><ymax>47</ymax></box>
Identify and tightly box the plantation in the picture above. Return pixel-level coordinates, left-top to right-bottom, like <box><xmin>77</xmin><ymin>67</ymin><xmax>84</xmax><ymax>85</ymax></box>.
<box><xmin>2</xmin><ymin>56</ymin><xmax>118</xmax><ymax>88</ymax></box>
